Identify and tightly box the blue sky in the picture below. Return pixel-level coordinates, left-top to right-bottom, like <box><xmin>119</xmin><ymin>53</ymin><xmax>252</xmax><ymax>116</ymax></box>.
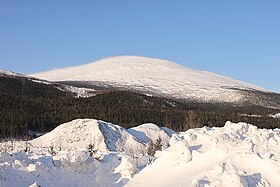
<box><xmin>0</xmin><ymin>1</ymin><xmax>279</xmax><ymax>92</ymax></box>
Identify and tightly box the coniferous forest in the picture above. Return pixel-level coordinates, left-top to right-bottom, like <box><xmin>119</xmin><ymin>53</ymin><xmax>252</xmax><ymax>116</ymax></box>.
<box><xmin>1</xmin><ymin>75</ymin><xmax>280</xmax><ymax>139</ymax></box>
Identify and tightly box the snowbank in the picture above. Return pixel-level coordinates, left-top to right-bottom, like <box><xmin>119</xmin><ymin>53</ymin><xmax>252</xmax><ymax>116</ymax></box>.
<box><xmin>127</xmin><ymin>121</ymin><xmax>280</xmax><ymax>187</ymax></box>
<box><xmin>30</xmin><ymin>119</ymin><xmax>172</xmax><ymax>156</ymax></box>
<box><xmin>1</xmin><ymin>121</ymin><xmax>280</xmax><ymax>187</ymax></box>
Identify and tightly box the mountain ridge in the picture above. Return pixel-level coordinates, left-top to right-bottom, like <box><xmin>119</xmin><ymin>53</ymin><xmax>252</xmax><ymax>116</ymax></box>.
<box><xmin>30</xmin><ymin>56</ymin><xmax>269</xmax><ymax>103</ymax></box>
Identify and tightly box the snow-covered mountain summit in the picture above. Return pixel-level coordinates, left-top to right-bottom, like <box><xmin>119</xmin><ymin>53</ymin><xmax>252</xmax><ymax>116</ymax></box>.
<box><xmin>31</xmin><ymin>56</ymin><xmax>268</xmax><ymax>103</ymax></box>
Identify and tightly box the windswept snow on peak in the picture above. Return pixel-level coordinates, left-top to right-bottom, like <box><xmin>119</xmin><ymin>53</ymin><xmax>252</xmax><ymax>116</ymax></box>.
<box><xmin>30</xmin><ymin>56</ymin><xmax>268</xmax><ymax>103</ymax></box>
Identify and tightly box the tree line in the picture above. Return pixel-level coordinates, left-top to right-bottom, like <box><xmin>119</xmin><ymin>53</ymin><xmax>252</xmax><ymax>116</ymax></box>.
<box><xmin>0</xmin><ymin>75</ymin><xmax>280</xmax><ymax>139</ymax></box>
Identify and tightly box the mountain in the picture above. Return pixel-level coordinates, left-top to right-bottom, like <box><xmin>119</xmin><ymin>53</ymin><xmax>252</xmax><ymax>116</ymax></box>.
<box><xmin>0</xmin><ymin>71</ymin><xmax>194</xmax><ymax>138</ymax></box>
<box><xmin>31</xmin><ymin>56</ymin><xmax>270</xmax><ymax>104</ymax></box>
<box><xmin>1</xmin><ymin>61</ymin><xmax>280</xmax><ymax>139</ymax></box>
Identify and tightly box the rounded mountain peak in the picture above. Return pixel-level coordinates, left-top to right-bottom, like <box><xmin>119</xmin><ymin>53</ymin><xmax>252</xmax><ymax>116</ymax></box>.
<box><xmin>30</xmin><ymin>56</ymin><xmax>266</xmax><ymax>103</ymax></box>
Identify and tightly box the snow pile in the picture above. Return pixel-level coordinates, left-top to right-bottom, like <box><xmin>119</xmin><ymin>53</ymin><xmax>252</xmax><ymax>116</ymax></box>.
<box><xmin>30</xmin><ymin>119</ymin><xmax>172</xmax><ymax>155</ymax></box>
<box><xmin>1</xmin><ymin>121</ymin><xmax>280</xmax><ymax>187</ymax></box>
<box><xmin>30</xmin><ymin>56</ymin><xmax>268</xmax><ymax>103</ymax></box>
<box><xmin>127</xmin><ymin>121</ymin><xmax>280</xmax><ymax>187</ymax></box>
<box><xmin>154</xmin><ymin>134</ymin><xmax>192</xmax><ymax>165</ymax></box>
<box><xmin>0</xmin><ymin>119</ymin><xmax>173</xmax><ymax>187</ymax></box>
<box><xmin>128</xmin><ymin>123</ymin><xmax>175</xmax><ymax>145</ymax></box>
<box><xmin>31</xmin><ymin>119</ymin><xmax>143</xmax><ymax>154</ymax></box>
<box><xmin>0</xmin><ymin>150</ymin><xmax>137</xmax><ymax>187</ymax></box>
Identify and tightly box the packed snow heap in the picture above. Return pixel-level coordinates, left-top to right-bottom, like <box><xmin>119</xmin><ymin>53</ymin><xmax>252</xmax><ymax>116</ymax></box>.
<box><xmin>1</xmin><ymin>119</ymin><xmax>280</xmax><ymax>187</ymax></box>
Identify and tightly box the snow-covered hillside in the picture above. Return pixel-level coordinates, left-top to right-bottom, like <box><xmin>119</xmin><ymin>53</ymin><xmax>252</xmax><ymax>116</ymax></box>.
<box><xmin>1</xmin><ymin>120</ymin><xmax>280</xmax><ymax>187</ymax></box>
<box><xmin>0</xmin><ymin>68</ymin><xmax>95</xmax><ymax>98</ymax></box>
<box><xmin>0</xmin><ymin>69</ymin><xmax>20</xmax><ymax>77</ymax></box>
<box><xmin>30</xmin><ymin>56</ymin><xmax>268</xmax><ymax>103</ymax></box>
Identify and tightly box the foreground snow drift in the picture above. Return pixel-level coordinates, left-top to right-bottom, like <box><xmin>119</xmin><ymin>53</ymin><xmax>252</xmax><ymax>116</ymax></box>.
<box><xmin>127</xmin><ymin>122</ymin><xmax>280</xmax><ymax>187</ymax></box>
<box><xmin>1</xmin><ymin>120</ymin><xmax>280</xmax><ymax>187</ymax></box>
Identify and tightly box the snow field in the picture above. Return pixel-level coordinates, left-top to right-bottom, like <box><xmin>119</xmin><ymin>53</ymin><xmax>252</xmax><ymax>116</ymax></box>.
<box><xmin>1</xmin><ymin>120</ymin><xmax>280</xmax><ymax>187</ymax></box>
<box><xmin>127</xmin><ymin>122</ymin><xmax>280</xmax><ymax>187</ymax></box>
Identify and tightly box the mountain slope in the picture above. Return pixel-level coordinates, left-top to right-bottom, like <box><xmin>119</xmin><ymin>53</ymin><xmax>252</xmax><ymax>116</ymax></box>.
<box><xmin>30</xmin><ymin>56</ymin><xmax>268</xmax><ymax>103</ymax></box>
<box><xmin>0</xmin><ymin>68</ymin><xmax>96</xmax><ymax>98</ymax></box>
<box><xmin>1</xmin><ymin>67</ymin><xmax>280</xmax><ymax>139</ymax></box>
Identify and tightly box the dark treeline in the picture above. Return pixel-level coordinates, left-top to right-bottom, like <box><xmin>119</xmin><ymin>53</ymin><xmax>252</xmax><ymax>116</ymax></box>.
<box><xmin>1</xmin><ymin>76</ymin><xmax>280</xmax><ymax>139</ymax></box>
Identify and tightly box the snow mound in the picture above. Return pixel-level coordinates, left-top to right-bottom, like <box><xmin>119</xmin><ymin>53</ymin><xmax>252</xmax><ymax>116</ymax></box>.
<box><xmin>2</xmin><ymin>121</ymin><xmax>280</xmax><ymax>186</ymax></box>
<box><xmin>128</xmin><ymin>123</ymin><xmax>172</xmax><ymax>145</ymax></box>
<box><xmin>154</xmin><ymin>134</ymin><xmax>192</xmax><ymax>165</ymax></box>
<box><xmin>31</xmin><ymin>119</ymin><xmax>146</xmax><ymax>154</ymax></box>
<box><xmin>30</xmin><ymin>119</ymin><xmax>173</xmax><ymax>155</ymax></box>
<box><xmin>127</xmin><ymin>121</ymin><xmax>280</xmax><ymax>187</ymax></box>
<box><xmin>0</xmin><ymin>151</ymin><xmax>136</xmax><ymax>187</ymax></box>
<box><xmin>30</xmin><ymin>56</ymin><xmax>268</xmax><ymax>103</ymax></box>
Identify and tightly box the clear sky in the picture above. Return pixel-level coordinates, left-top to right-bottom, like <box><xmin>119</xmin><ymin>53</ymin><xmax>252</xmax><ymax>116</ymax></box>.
<box><xmin>0</xmin><ymin>1</ymin><xmax>279</xmax><ymax>92</ymax></box>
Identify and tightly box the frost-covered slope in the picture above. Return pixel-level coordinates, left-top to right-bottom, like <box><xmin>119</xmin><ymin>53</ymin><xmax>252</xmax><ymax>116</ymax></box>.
<box><xmin>30</xmin><ymin>56</ymin><xmax>268</xmax><ymax>103</ymax></box>
<box><xmin>0</xmin><ymin>68</ymin><xmax>95</xmax><ymax>98</ymax></box>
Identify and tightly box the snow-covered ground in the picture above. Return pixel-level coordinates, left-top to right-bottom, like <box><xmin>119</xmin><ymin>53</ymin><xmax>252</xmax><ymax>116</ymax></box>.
<box><xmin>30</xmin><ymin>56</ymin><xmax>269</xmax><ymax>103</ymax></box>
<box><xmin>269</xmin><ymin>113</ymin><xmax>280</xmax><ymax>118</ymax></box>
<box><xmin>1</xmin><ymin>120</ymin><xmax>280</xmax><ymax>187</ymax></box>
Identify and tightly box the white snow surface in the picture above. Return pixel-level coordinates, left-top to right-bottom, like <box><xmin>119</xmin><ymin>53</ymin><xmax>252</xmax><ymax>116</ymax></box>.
<box><xmin>30</xmin><ymin>119</ymin><xmax>171</xmax><ymax>155</ymax></box>
<box><xmin>269</xmin><ymin>113</ymin><xmax>280</xmax><ymax>118</ymax></box>
<box><xmin>127</xmin><ymin>121</ymin><xmax>280</xmax><ymax>187</ymax></box>
<box><xmin>128</xmin><ymin>123</ymin><xmax>173</xmax><ymax>145</ymax></box>
<box><xmin>1</xmin><ymin>120</ymin><xmax>280</xmax><ymax>187</ymax></box>
<box><xmin>30</xmin><ymin>56</ymin><xmax>268</xmax><ymax>102</ymax></box>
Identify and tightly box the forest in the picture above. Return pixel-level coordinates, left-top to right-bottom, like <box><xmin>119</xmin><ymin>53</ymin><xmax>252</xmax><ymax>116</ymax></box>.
<box><xmin>1</xmin><ymin>75</ymin><xmax>280</xmax><ymax>139</ymax></box>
